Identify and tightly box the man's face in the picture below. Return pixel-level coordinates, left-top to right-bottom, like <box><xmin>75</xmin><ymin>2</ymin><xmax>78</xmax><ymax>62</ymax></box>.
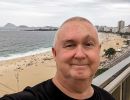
<box><xmin>52</xmin><ymin>21</ymin><xmax>100</xmax><ymax>80</ymax></box>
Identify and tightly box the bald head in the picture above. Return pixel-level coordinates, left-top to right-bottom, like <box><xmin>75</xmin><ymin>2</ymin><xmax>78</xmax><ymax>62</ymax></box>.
<box><xmin>53</xmin><ymin>16</ymin><xmax>98</xmax><ymax>47</ymax></box>
<box><xmin>61</xmin><ymin>16</ymin><xmax>93</xmax><ymax>27</ymax></box>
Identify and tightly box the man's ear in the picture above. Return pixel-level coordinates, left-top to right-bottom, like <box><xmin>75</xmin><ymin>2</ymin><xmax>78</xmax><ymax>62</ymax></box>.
<box><xmin>52</xmin><ymin>47</ymin><xmax>56</xmax><ymax>57</ymax></box>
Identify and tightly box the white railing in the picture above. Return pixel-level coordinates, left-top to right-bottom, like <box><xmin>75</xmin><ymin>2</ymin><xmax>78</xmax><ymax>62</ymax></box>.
<box><xmin>93</xmin><ymin>56</ymin><xmax>130</xmax><ymax>100</ymax></box>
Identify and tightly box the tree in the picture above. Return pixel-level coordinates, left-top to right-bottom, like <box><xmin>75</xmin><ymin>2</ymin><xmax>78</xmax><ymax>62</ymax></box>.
<box><xmin>104</xmin><ymin>48</ymin><xmax>116</xmax><ymax>58</ymax></box>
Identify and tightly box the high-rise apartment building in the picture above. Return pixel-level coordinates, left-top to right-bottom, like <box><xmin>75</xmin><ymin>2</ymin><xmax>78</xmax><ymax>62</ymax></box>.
<box><xmin>118</xmin><ymin>20</ymin><xmax>125</xmax><ymax>32</ymax></box>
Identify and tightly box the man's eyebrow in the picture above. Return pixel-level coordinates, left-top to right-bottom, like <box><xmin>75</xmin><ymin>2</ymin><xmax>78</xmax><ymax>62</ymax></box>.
<box><xmin>63</xmin><ymin>40</ymin><xmax>75</xmax><ymax>43</ymax></box>
<box><xmin>84</xmin><ymin>35</ymin><xmax>97</xmax><ymax>41</ymax></box>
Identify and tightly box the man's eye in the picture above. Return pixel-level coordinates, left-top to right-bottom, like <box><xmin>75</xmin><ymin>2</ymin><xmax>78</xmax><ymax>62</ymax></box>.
<box><xmin>64</xmin><ymin>44</ymin><xmax>75</xmax><ymax>48</ymax></box>
<box><xmin>85</xmin><ymin>42</ymin><xmax>94</xmax><ymax>47</ymax></box>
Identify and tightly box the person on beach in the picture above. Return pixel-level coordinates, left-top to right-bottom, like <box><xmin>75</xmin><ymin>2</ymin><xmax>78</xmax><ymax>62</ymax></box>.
<box><xmin>1</xmin><ymin>16</ymin><xmax>115</xmax><ymax>100</ymax></box>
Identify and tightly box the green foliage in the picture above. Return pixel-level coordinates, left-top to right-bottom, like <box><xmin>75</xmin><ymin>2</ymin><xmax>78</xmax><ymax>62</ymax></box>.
<box><xmin>104</xmin><ymin>48</ymin><xmax>116</xmax><ymax>58</ymax></box>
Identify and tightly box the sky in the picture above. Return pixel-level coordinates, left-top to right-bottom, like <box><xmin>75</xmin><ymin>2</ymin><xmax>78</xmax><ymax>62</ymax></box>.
<box><xmin>0</xmin><ymin>0</ymin><xmax>130</xmax><ymax>27</ymax></box>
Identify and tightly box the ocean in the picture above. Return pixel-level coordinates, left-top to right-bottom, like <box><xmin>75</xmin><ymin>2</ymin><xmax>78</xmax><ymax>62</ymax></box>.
<box><xmin>0</xmin><ymin>30</ymin><xmax>56</xmax><ymax>61</ymax></box>
<box><xmin>0</xmin><ymin>30</ymin><xmax>107</xmax><ymax>61</ymax></box>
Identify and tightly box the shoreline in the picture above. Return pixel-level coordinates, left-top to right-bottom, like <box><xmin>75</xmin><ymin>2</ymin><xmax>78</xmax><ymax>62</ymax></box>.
<box><xmin>0</xmin><ymin>33</ymin><xmax>127</xmax><ymax>96</ymax></box>
<box><xmin>0</xmin><ymin>47</ymin><xmax>52</xmax><ymax>61</ymax></box>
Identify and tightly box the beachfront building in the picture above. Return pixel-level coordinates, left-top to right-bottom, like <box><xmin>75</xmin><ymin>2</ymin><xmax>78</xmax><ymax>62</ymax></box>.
<box><xmin>111</xmin><ymin>27</ymin><xmax>118</xmax><ymax>33</ymax></box>
<box><xmin>95</xmin><ymin>25</ymin><xmax>105</xmax><ymax>32</ymax></box>
<box><xmin>96</xmin><ymin>20</ymin><xmax>129</xmax><ymax>34</ymax></box>
<box><xmin>104</xmin><ymin>26</ymin><xmax>112</xmax><ymax>32</ymax></box>
<box><xmin>118</xmin><ymin>20</ymin><xmax>125</xmax><ymax>33</ymax></box>
<box><xmin>96</xmin><ymin>25</ymin><xmax>118</xmax><ymax>33</ymax></box>
<box><xmin>128</xmin><ymin>25</ymin><xmax>130</xmax><ymax>32</ymax></box>
<box><xmin>96</xmin><ymin>26</ymin><xmax>112</xmax><ymax>32</ymax></box>
<box><xmin>120</xmin><ymin>25</ymin><xmax>130</xmax><ymax>33</ymax></box>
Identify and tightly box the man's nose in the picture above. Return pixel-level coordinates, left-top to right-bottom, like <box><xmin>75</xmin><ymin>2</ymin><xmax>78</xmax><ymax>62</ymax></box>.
<box><xmin>74</xmin><ymin>46</ymin><xmax>86</xmax><ymax>59</ymax></box>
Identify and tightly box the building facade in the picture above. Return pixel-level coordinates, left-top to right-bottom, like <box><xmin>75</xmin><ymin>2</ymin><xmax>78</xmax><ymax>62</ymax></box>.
<box><xmin>118</xmin><ymin>20</ymin><xmax>125</xmax><ymax>33</ymax></box>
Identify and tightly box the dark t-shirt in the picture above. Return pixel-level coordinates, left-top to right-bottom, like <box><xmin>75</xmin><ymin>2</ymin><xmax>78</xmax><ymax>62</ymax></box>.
<box><xmin>1</xmin><ymin>79</ymin><xmax>115</xmax><ymax>100</ymax></box>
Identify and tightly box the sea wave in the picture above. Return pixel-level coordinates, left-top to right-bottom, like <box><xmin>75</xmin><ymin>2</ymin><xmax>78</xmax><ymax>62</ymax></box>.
<box><xmin>0</xmin><ymin>47</ymin><xmax>51</xmax><ymax>61</ymax></box>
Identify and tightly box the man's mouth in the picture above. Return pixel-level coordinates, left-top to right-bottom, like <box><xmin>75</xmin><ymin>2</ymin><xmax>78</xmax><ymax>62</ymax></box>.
<box><xmin>71</xmin><ymin>64</ymin><xmax>87</xmax><ymax>66</ymax></box>
<box><xmin>71</xmin><ymin>63</ymin><xmax>89</xmax><ymax>68</ymax></box>
<box><xmin>70</xmin><ymin>62</ymin><xmax>89</xmax><ymax>66</ymax></box>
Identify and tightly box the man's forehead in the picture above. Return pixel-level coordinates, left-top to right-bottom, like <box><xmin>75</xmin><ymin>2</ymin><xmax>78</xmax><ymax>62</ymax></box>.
<box><xmin>59</xmin><ymin>23</ymin><xmax>87</xmax><ymax>36</ymax></box>
<box><xmin>61</xmin><ymin>35</ymin><xmax>97</xmax><ymax>42</ymax></box>
<box><xmin>58</xmin><ymin>21</ymin><xmax>97</xmax><ymax>37</ymax></box>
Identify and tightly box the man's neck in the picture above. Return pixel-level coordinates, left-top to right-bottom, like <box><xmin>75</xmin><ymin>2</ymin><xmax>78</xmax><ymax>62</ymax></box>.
<box><xmin>52</xmin><ymin>76</ymin><xmax>94</xmax><ymax>99</ymax></box>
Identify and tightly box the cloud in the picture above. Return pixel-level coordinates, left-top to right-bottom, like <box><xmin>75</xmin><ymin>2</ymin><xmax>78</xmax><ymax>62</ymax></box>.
<box><xmin>97</xmin><ymin>0</ymin><xmax>130</xmax><ymax>3</ymax></box>
<box><xmin>0</xmin><ymin>0</ymin><xmax>130</xmax><ymax>26</ymax></box>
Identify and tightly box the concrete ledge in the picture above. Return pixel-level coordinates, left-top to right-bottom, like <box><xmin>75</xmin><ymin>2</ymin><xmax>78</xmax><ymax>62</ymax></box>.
<box><xmin>104</xmin><ymin>66</ymin><xmax>130</xmax><ymax>93</ymax></box>
<box><xmin>93</xmin><ymin>56</ymin><xmax>130</xmax><ymax>87</ymax></box>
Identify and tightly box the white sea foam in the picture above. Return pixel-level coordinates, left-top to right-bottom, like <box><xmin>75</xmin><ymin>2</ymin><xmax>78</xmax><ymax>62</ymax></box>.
<box><xmin>0</xmin><ymin>47</ymin><xmax>51</xmax><ymax>61</ymax></box>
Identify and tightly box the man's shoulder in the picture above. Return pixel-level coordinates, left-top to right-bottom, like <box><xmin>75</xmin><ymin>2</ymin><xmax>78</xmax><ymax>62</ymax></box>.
<box><xmin>92</xmin><ymin>84</ymin><xmax>115</xmax><ymax>100</ymax></box>
<box><xmin>28</xmin><ymin>78</ymin><xmax>51</xmax><ymax>92</ymax></box>
<box><xmin>1</xmin><ymin>79</ymin><xmax>52</xmax><ymax>100</ymax></box>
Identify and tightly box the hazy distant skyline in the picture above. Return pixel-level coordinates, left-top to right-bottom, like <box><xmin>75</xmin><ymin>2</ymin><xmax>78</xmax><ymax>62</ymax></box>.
<box><xmin>0</xmin><ymin>0</ymin><xmax>130</xmax><ymax>27</ymax></box>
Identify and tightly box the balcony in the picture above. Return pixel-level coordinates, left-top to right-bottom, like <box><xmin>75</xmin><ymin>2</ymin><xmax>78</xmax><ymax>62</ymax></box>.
<box><xmin>93</xmin><ymin>55</ymin><xmax>130</xmax><ymax>100</ymax></box>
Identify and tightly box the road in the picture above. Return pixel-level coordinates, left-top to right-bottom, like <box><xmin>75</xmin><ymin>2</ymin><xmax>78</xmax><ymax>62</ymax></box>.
<box><xmin>102</xmin><ymin>46</ymin><xmax>130</xmax><ymax>68</ymax></box>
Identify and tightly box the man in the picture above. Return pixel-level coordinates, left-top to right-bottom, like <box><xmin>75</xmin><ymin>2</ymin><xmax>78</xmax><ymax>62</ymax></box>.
<box><xmin>1</xmin><ymin>16</ymin><xmax>115</xmax><ymax>100</ymax></box>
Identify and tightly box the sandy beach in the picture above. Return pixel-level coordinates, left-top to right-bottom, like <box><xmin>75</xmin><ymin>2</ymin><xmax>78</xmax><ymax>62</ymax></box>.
<box><xmin>0</xmin><ymin>52</ymin><xmax>56</xmax><ymax>96</ymax></box>
<box><xmin>0</xmin><ymin>33</ymin><xmax>127</xmax><ymax>96</ymax></box>
<box><xmin>100</xmin><ymin>33</ymin><xmax>126</xmax><ymax>62</ymax></box>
